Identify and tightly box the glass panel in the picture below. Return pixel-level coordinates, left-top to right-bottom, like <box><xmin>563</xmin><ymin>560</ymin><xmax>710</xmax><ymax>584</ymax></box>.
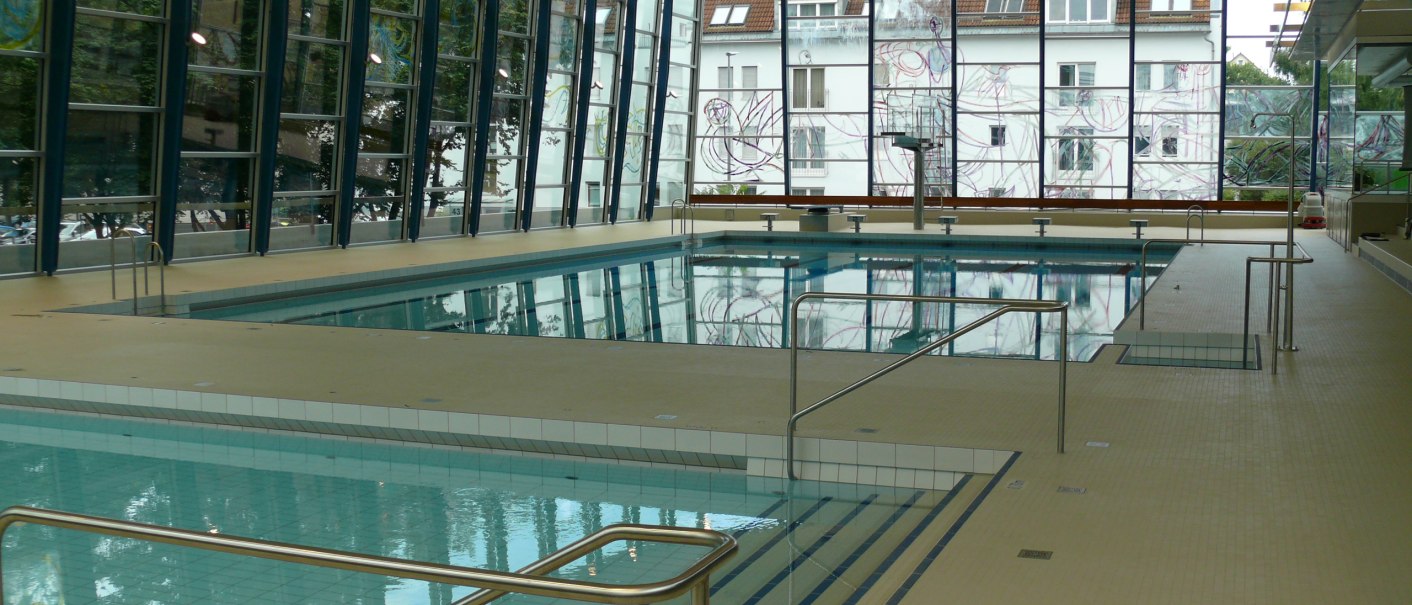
<box><xmin>426</xmin><ymin>126</ymin><xmax>470</xmax><ymax>189</ymax></box>
<box><xmin>480</xmin><ymin>157</ymin><xmax>519</xmax><ymax>232</ymax></box>
<box><xmin>275</xmin><ymin>119</ymin><xmax>339</xmax><ymax>191</ymax></box>
<box><xmin>0</xmin><ymin>0</ymin><xmax>44</xmax><ymax>51</ymax></box>
<box><xmin>79</xmin><ymin>0</ymin><xmax>163</xmax><ymax>16</ymax></box>
<box><xmin>548</xmin><ymin>14</ymin><xmax>578</xmax><ymax>71</ymax></box>
<box><xmin>360</xmin><ymin>86</ymin><xmax>410</xmax><ymax>153</ymax></box>
<box><xmin>190</xmin><ymin>0</ymin><xmax>262</xmax><ymax>70</ymax></box>
<box><xmin>432</xmin><ymin>60</ymin><xmax>473</xmax><ymax>121</ymax></box>
<box><xmin>499</xmin><ymin>0</ymin><xmax>531</xmax><ymax>34</ymax></box>
<box><xmin>488</xmin><ymin>98</ymin><xmax>524</xmax><ymax>156</ymax></box>
<box><xmin>531</xmin><ymin>186</ymin><xmax>564</xmax><ymax>227</ymax></box>
<box><xmin>269</xmin><ymin>195</ymin><xmax>336</xmax><ymax>249</ymax></box>
<box><xmin>543</xmin><ymin>73</ymin><xmax>575</xmax><ymax>129</ymax></box>
<box><xmin>495</xmin><ymin>35</ymin><xmax>529</xmax><ymax>95</ymax></box>
<box><xmin>438</xmin><ymin>0</ymin><xmax>480</xmax><ymax>57</ymax></box>
<box><xmin>420</xmin><ymin>189</ymin><xmax>465</xmax><ymax>237</ymax></box>
<box><xmin>0</xmin><ymin>158</ymin><xmax>38</xmax><ymax>272</ymax></box>
<box><xmin>289</xmin><ymin>0</ymin><xmax>346</xmax><ymax>40</ymax></box>
<box><xmin>367</xmin><ymin>14</ymin><xmax>416</xmax><ymax>84</ymax></box>
<box><xmin>71</xmin><ymin>14</ymin><xmax>163</xmax><ymax>106</ymax></box>
<box><xmin>354</xmin><ymin>157</ymin><xmax>404</xmax><ymax>197</ymax></box>
<box><xmin>635</xmin><ymin>0</ymin><xmax>659</xmax><ymax>32</ymax></box>
<box><xmin>183</xmin><ymin>72</ymin><xmax>259</xmax><ymax>152</ymax></box>
<box><xmin>282</xmin><ymin>41</ymin><xmax>344</xmax><ymax>116</ymax></box>
<box><xmin>176</xmin><ymin>157</ymin><xmax>253</xmax><ymax>256</ymax></box>
<box><xmin>0</xmin><ymin>55</ymin><xmax>40</xmax><ymax>150</ymax></box>
<box><xmin>63</xmin><ymin>111</ymin><xmax>157</xmax><ymax>198</ymax></box>
<box><xmin>633</xmin><ymin>34</ymin><xmax>654</xmax><ymax>82</ymax></box>
<box><xmin>372</xmin><ymin>0</ymin><xmax>416</xmax><ymax>13</ymax></box>
<box><xmin>57</xmin><ymin>200</ymin><xmax>156</xmax><ymax>269</ymax></box>
<box><xmin>617</xmin><ymin>183</ymin><xmax>642</xmax><ymax>221</ymax></box>
<box><xmin>537</xmin><ymin>129</ymin><xmax>569</xmax><ymax>184</ymax></box>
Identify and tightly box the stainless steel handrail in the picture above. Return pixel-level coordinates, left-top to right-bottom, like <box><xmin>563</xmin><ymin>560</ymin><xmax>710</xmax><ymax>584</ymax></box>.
<box><xmin>1137</xmin><ymin>238</ymin><xmax>1310</xmax><ymax>330</ymax></box>
<box><xmin>1184</xmin><ymin>205</ymin><xmax>1205</xmax><ymax>244</ymax></box>
<box><xmin>145</xmin><ymin>241</ymin><xmax>167</xmax><ymax>316</ymax></box>
<box><xmin>0</xmin><ymin>506</ymin><xmax>736</xmax><ymax>605</ymax></box>
<box><xmin>107</xmin><ymin>231</ymin><xmax>167</xmax><ymax>316</ymax></box>
<box><xmin>787</xmin><ymin>293</ymin><xmax>1069</xmax><ymax>480</ymax></box>
<box><xmin>1243</xmin><ymin>255</ymin><xmax>1315</xmax><ymax>374</ymax></box>
<box><xmin>670</xmin><ymin>198</ymin><xmax>694</xmax><ymax>238</ymax></box>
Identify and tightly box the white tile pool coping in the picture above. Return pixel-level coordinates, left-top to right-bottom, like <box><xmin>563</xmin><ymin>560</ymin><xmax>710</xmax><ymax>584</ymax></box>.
<box><xmin>0</xmin><ymin>376</ymin><xmax>1011</xmax><ymax>490</ymax></box>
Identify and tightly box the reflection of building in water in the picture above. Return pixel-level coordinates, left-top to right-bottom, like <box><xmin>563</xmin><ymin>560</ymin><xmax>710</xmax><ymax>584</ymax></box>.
<box><xmin>697</xmin><ymin>0</ymin><xmax>1222</xmax><ymax>200</ymax></box>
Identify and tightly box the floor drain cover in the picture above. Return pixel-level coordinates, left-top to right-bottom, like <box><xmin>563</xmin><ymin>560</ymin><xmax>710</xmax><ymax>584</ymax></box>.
<box><xmin>655</xmin><ymin>414</ymin><xmax>678</xmax><ymax>421</ymax></box>
<box><xmin>1057</xmin><ymin>486</ymin><xmax>1087</xmax><ymax>495</ymax></box>
<box><xmin>855</xmin><ymin>428</ymin><xmax>878</xmax><ymax>434</ymax></box>
<box><xmin>1018</xmin><ymin>549</ymin><xmax>1053</xmax><ymax>560</ymax></box>
<box><xmin>1086</xmin><ymin>441</ymin><xmax>1110</xmax><ymax>448</ymax></box>
<box><xmin>1006</xmin><ymin>480</ymin><xmax>1026</xmax><ymax>490</ymax></box>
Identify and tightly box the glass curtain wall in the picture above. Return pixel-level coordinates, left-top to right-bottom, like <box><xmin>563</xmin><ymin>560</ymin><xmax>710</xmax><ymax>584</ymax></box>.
<box><xmin>784</xmin><ymin>0</ymin><xmax>869</xmax><ymax>196</ymax></box>
<box><xmin>954</xmin><ymin>1</ymin><xmax>1040</xmax><ymax>198</ymax></box>
<box><xmin>480</xmin><ymin>0</ymin><xmax>535</xmax><ymax>233</ymax></box>
<box><xmin>1042</xmin><ymin>0</ymin><xmax>1129</xmax><ymax>200</ymax></box>
<box><xmin>873</xmin><ymin>0</ymin><xmax>952</xmax><ymax>198</ymax></box>
<box><xmin>1131</xmin><ymin>0</ymin><xmax>1221</xmax><ymax>201</ymax></box>
<box><xmin>693</xmin><ymin>2</ymin><xmax>784</xmax><ymax>196</ymax></box>
<box><xmin>530</xmin><ymin>0</ymin><xmax>582</xmax><ymax>227</ymax></box>
<box><xmin>59</xmin><ymin>1</ymin><xmax>167</xmax><ymax>270</ymax></box>
<box><xmin>423</xmin><ymin>0</ymin><xmax>482</xmax><ymax>238</ymax></box>
<box><xmin>178</xmin><ymin>0</ymin><xmax>264</xmax><ymax>258</ymax></box>
<box><xmin>658</xmin><ymin>3</ymin><xmax>696</xmax><ymax>209</ymax></box>
<box><xmin>272</xmin><ymin>0</ymin><xmax>350</xmax><ymax>251</ymax></box>
<box><xmin>350</xmin><ymin>0</ymin><xmax>423</xmax><ymax>244</ymax></box>
<box><xmin>0</xmin><ymin>0</ymin><xmax>44</xmax><ymax>274</ymax></box>
<box><xmin>577</xmin><ymin>4</ymin><xmax>623</xmax><ymax>224</ymax></box>
<box><xmin>616</xmin><ymin>0</ymin><xmax>663</xmax><ymax>220</ymax></box>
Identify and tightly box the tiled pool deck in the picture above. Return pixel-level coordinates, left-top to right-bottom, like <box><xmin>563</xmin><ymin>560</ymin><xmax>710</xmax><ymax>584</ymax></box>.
<box><xmin>2</xmin><ymin>217</ymin><xmax>1410</xmax><ymax>603</ymax></box>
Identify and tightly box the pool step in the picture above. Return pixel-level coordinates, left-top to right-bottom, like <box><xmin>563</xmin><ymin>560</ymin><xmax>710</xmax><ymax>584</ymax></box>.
<box><xmin>708</xmin><ymin>484</ymin><xmax>962</xmax><ymax>605</ymax></box>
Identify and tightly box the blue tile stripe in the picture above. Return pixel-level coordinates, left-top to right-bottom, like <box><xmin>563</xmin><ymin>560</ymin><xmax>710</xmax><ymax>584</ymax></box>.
<box><xmin>840</xmin><ymin>479</ymin><xmax>971</xmax><ymax>605</ymax></box>
<box><xmin>742</xmin><ymin>494</ymin><xmax>878</xmax><ymax>604</ymax></box>
<box><xmin>733</xmin><ymin>498</ymin><xmax>788</xmax><ymax>536</ymax></box>
<box><xmin>799</xmin><ymin>490</ymin><xmax>927</xmax><ymax>605</ymax></box>
<box><xmin>711</xmin><ymin>496</ymin><xmax>833</xmax><ymax>594</ymax></box>
<box><xmin>884</xmin><ymin>452</ymin><xmax>1022</xmax><ymax>605</ymax></box>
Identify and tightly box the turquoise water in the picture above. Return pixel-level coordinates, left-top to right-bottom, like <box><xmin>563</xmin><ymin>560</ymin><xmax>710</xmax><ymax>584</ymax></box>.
<box><xmin>190</xmin><ymin>239</ymin><xmax>1172</xmax><ymax>362</ymax></box>
<box><xmin>0</xmin><ymin>409</ymin><xmax>952</xmax><ymax>604</ymax></box>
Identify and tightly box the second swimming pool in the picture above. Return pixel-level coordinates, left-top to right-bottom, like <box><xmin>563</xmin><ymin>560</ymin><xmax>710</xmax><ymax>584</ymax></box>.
<box><xmin>189</xmin><ymin>235</ymin><xmax>1173</xmax><ymax>362</ymax></box>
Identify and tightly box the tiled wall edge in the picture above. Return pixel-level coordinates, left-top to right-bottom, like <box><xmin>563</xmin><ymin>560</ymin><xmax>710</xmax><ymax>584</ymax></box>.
<box><xmin>0</xmin><ymin>378</ymin><xmax>1008</xmax><ymax>488</ymax></box>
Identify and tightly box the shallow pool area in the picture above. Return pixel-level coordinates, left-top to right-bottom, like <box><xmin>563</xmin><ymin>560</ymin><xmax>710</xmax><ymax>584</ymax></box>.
<box><xmin>186</xmin><ymin>235</ymin><xmax>1174</xmax><ymax>362</ymax></box>
<box><xmin>0</xmin><ymin>408</ymin><xmax>959</xmax><ymax>604</ymax></box>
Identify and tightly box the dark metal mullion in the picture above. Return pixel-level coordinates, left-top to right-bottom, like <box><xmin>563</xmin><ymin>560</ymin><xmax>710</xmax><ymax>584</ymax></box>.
<box><xmin>253</xmin><ymin>0</ymin><xmax>289</xmax><ymax>255</ymax></box>
<box><xmin>1126</xmin><ymin>0</ymin><xmax>1136</xmax><ymax>200</ymax></box>
<box><xmin>644</xmin><ymin>261</ymin><xmax>663</xmax><ymax>342</ymax></box>
<box><xmin>781</xmin><ymin>3</ymin><xmax>791</xmax><ymax>192</ymax></box>
<box><xmin>865</xmin><ymin>0</ymin><xmax>874</xmax><ymax>198</ymax></box>
<box><xmin>1309</xmin><ymin>60</ymin><xmax>1322</xmax><ymax>191</ymax></box>
<box><xmin>563</xmin><ymin>0</ymin><xmax>594</xmax><ymax>227</ymax></box>
<box><xmin>336</xmin><ymin>0</ymin><xmax>373</xmax><ymax>247</ymax></box>
<box><xmin>407</xmin><ymin>0</ymin><xmax>442</xmax><ymax>241</ymax></box>
<box><xmin>468</xmin><ymin>0</ymin><xmax>500</xmax><ymax>235</ymax></box>
<box><xmin>1037</xmin><ymin>9</ymin><xmax>1045</xmax><ymax>199</ymax></box>
<box><xmin>608</xmin><ymin>266</ymin><xmax>626</xmax><ymax>340</ymax></box>
<box><xmin>949</xmin><ymin>0</ymin><xmax>957</xmax><ymax>199</ymax></box>
<box><xmin>38</xmin><ymin>0</ymin><xmax>76</xmax><ymax>274</ymax></box>
<box><xmin>606</xmin><ymin>2</ymin><xmax>639</xmax><ymax>223</ymax></box>
<box><xmin>156</xmin><ymin>0</ymin><xmax>193</xmax><ymax>262</ymax></box>
<box><xmin>643</xmin><ymin>0</ymin><xmax>674</xmax><ymax>220</ymax></box>
<box><xmin>519</xmin><ymin>0</ymin><xmax>553</xmax><ymax>231</ymax></box>
<box><xmin>1216</xmin><ymin>0</ymin><xmax>1228</xmax><ymax>201</ymax></box>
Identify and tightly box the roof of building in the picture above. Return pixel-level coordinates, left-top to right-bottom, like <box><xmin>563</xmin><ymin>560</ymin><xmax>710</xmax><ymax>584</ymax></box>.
<box><xmin>702</xmin><ymin>0</ymin><xmax>1211</xmax><ymax>35</ymax></box>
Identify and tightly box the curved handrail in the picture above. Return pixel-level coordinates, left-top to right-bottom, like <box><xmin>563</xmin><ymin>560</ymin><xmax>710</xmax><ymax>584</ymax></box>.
<box><xmin>1184</xmin><ymin>204</ymin><xmax>1205</xmax><ymax>245</ymax></box>
<box><xmin>670</xmin><ymin>198</ymin><xmax>694</xmax><ymax>238</ymax></box>
<box><xmin>1137</xmin><ymin>238</ymin><xmax>1311</xmax><ymax>330</ymax></box>
<box><xmin>0</xmin><ymin>506</ymin><xmax>736</xmax><ymax>605</ymax></box>
<box><xmin>1243</xmin><ymin>255</ymin><xmax>1315</xmax><ymax>374</ymax></box>
<box><xmin>787</xmin><ymin>293</ymin><xmax>1069</xmax><ymax>480</ymax></box>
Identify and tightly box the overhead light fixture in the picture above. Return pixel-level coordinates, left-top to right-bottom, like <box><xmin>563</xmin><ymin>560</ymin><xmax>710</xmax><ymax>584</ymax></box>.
<box><xmin>498</xmin><ymin>67</ymin><xmax>510</xmax><ymax>78</ymax></box>
<box><xmin>190</xmin><ymin>32</ymin><xmax>208</xmax><ymax>45</ymax></box>
<box><xmin>591</xmin><ymin>80</ymin><xmax>605</xmax><ymax>89</ymax></box>
<box><xmin>666</xmin><ymin>91</ymin><xmax>680</xmax><ymax>98</ymax></box>
<box><xmin>369</xmin><ymin>53</ymin><xmax>383</xmax><ymax>64</ymax></box>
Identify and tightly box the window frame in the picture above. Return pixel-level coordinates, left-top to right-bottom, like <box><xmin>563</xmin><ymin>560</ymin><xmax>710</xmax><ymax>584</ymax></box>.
<box><xmin>1047</xmin><ymin>0</ymin><xmax>1113</xmax><ymax>24</ymax></box>
<box><xmin>790</xmin><ymin>67</ymin><xmax>826</xmax><ymax>110</ymax></box>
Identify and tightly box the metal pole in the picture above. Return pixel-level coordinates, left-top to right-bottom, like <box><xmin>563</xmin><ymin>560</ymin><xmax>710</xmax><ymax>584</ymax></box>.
<box><xmin>692</xmin><ymin>578</ymin><xmax>710</xmax><ymax>605</ymax></box>
<box><xmin>1243</xmin><ymin>258</ymin><xmax>1252</xmax><ymax>370</ymax></box>
<box><xmin>1058</xmin><ymin>307</ymin><xmax>1067</xmax><ymax>454</ymax></box>
<box><xmin>913</xmin><ymin>147</ymin><xmax>924</xmax><ymax>230</ymax></box>
<box><xmin>1267</xmin><ymin>244</ymin><xmax>1275</xmax><ymax>332</ymax></box>
<box><xmin>1284</xmin><ymin>121</ymin><xmax>1297</xmax><ymax>351</ymax></box>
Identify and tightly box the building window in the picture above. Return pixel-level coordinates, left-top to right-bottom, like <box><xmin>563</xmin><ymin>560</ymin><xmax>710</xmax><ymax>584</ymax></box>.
<box><xmin>1163</xmin><ymin>64</ymin><xmax>1181</xmax><ymax>90</ymax></box>
<box><xmin>988</xmin><ymin>187</ymin><xmax>1008</xmax><ymax>197</ymax></box>
<box><xmin>1135</xmin><ymin>125</ymin><xmax>1152</xmax><ymax>156</ymax></box>
<box><xmin>1161</xmin><ymin>125</ymin><xmax>1178</xmax><ymax>157</ymax></box>
<box><xmin>1152</xmin><ymin>0</ymin><xmax>1192</xmax><ymax>11</ymax></box>
<box><xmin>791</xmin><ymin>126</ymin><xmax>825</xmax><ymax>171</ymax></box>
<box><xmin>741</xmin><ymin>126</ymin><xmax>760</xmax><ymax>161</ymax></box>
<box><xmin>874</xmin><ymin>60</ymin><xmax>891</xmax><ymax>87</ymax></box>
<box><xmin>710</xmin><ymin>5</ymin><xmax>750</xmax><ymax>25</ymax></box>
<box><xmin>1135</xmin><ymin>64</ymin><xmax>1152</xmax><ymax>91</ymax></box>
<box><xmin>787</xmin><ymin>1</ymin><xmax>837</xmax><ymax>17</ymax></box>
<box><xmin>741</xmin><ymin>66</ymin><xmax>758</xmax><ymax>89</ymax></box>
<box><xmin>792</xmin><ymin>187</ymin><xmax>825</xmax><ymax>196</ymax></box>
<box><xmin>1056</xmin><ymin>129</ymin><xmax>1095</xmax><ymax>171</ymax></box>
<box><xmin>717</xmin><ymin>66</ymin><xmax>732</xmax><ymax>90</ymax></box>
<box><xmin>791</xmin><ymin>67</ymin><xmax>826</xmax><ymax>110</ymax></box>
<box><xmin>990</xmin><ymin>125</ymin><xmax>1007</xmax><ymax>147</ymax></box>
<box><xmin>986</xmin><ymin>0</ymin><xmax>1024</xmax><ymax>11</ymax></box>
<box><xmin>1058</xmin><ymin>63</ymin><xmax>1095</xmax><ymax>107</ymax></box>
<box><xmin>1048</xmin><ymin>0</ymin><xmax>1111</xmax><ymax>23</ymax></box>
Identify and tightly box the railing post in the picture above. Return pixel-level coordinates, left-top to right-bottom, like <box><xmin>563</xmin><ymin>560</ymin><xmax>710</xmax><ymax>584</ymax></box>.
<box><xmin>1058</xmin><ymin>306</ymin><xmax>1067</xmax><ymax>454</ymax></box>
<box><xmin>693</xmin><ymin>576</ymin><xmax>710</xmax><ymax>604</ymax></box>
<box><xmin>1243</xmin><ymin>258</ymin><xmax>1253</xmax><ymax>370</ymax></box>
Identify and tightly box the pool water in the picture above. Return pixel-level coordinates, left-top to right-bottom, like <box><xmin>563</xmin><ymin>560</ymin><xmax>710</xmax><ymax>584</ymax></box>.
<box><xmin>0</xmin><ymin>409</ymin><xmax>956</xmax><ymax>604</ymax></box>
<box><xmin>190</xmin><ymin>238</ymin><xmax>1171</xmax><ymax>361</ymax></box>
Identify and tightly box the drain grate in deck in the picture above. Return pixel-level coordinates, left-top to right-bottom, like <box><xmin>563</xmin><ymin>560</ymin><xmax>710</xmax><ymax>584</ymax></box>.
<box><xmin>1018</xmin><ymin>549</ymin><xmax>1053</xmax><ymax>560</ymax></box>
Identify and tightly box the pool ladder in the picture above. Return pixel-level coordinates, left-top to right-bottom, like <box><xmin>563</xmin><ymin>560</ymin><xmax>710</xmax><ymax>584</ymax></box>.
<box><xmin>108</xmin><ymin>229</ymin><xmax>167</xmax><ymax>316</ymax></box>
<box><xmin>1184</xmin><ymin>205</ymin><xmax>1205</xmax><ymax>244</ymax></box>
<box><xmin>0</xmin><ymin>506</ymin><xmax>736</xmax><ymax>605</ymax></box>
<box><xmin>670</xmin><ymin>198</ymin><xmax>695</xmax><ymax>242</ymax></box>
<box><xmin>786</xmin><ymin>293</ymin><xmax>1070</xmax><ymax>480</ymax></box>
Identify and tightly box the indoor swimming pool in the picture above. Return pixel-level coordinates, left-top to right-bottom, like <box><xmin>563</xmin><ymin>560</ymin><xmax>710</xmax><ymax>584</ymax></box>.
<box><xmin>0</xmin><ymin>408</ymin><xmax>959</xmax><ymax>604</ymax></box>
<box><xmin>188</xmin><ymin>235</ymin><xmax>1174</xmax><ymax>362</ymax></box>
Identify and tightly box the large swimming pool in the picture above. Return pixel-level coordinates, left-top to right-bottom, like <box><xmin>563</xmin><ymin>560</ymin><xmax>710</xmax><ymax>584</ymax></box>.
<box><xmin>0</xmin><ymin>408</ymin><xmax>957</xmax><ymax>604</ymax></box>
<box><xmin>189</xmin><ymin>235</ymin><xmax>1172</xmax><ymax>361</ymax></box>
